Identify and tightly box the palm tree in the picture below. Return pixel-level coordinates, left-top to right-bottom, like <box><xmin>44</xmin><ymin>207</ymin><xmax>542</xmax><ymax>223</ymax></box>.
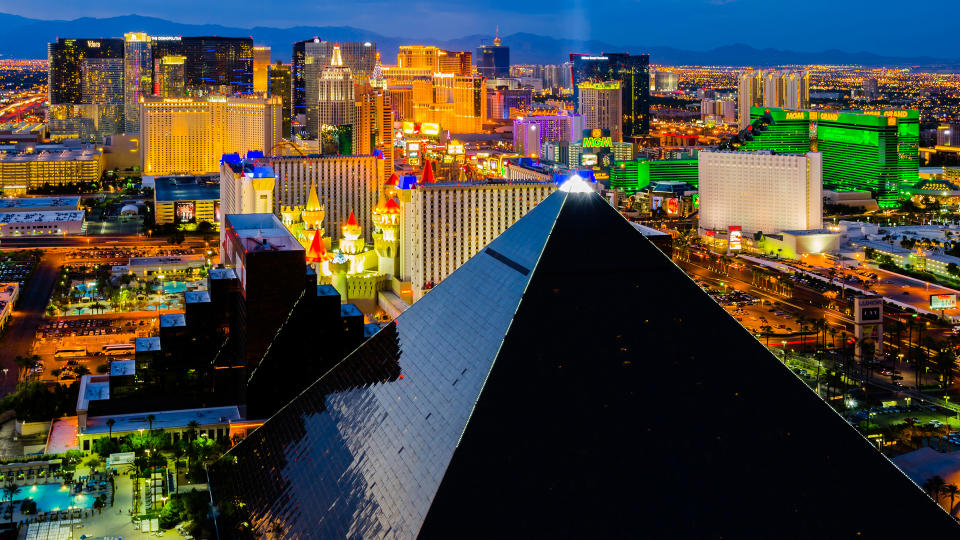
<box><xmin>924</xmin><ymin>475</ymin><xmax>947</xmax><ymax>504</ymax></box>
<box><xmin>186</xmin><ymin>420</ymin><xmax>200</xmax><ymax>442</ymax></box>
<box><xmin>146</xmin><ymin>414</ymin><xmax>156</xmax><ymax>431</ymax></box>
<box><xmin>943</xmin><ymin>484</ymin><xmax>960</xmax><ymax>516</ymax></box>
<box><xmin>759</xmin><ymin>325</ymin><xmax>774</xmax><ymax>347</ymax></box>
<box><xmin>106</xmin><ymin>418</ymin><xmax>115</xmax><ymax>441</ymax></box>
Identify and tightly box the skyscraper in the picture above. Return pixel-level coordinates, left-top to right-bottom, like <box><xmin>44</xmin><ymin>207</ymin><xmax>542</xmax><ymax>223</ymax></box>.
<box><xmin>252</xmin><ymin>46</ymin><xmax>271</xmax><ymax>93</ymax></box>
<box><xmin>737</xmin><ymin>71</ymin><xmax>762</xmax><ymax>129</ymax></box>
<box><xmin>739</xmin><ymin>70</ymin><xmax>809</xmax><ymax>128</ymax></box>
<box><xmin>140</xmin><ymin>95</ymin><xmax>283</xmax><ymax>175</ymax></box>
<box><xmin>268</xmin><ymin>61</ymin><xmax>292</xmax><ymax>137</ymax></box>
<box><xmin>353</xmin><ymin>84</ymin><xmax>393</xmax><ymax>183</ymax></box>
<box><xmin>154</xmin><ymin>55</ymin><xmax>186</xmax><ymax>97</ymax></box>
<box><xmin>317</xmin><ymin>45</ymin><xmax>355</xmax><ymax>152</ymax></box>
<box><xmin>476</xmin><ymin>28</ymin><xmax>510</xmax><ymax>78</ymax></box>
<box><xmin>579</xmin><ymin>81</ymin><xmax>622</xmax><ymax>142</ymax></box>
<box><xmin>291</xmin><ymin>39</ymin><xmax>309</xmax><ymax>137</ymax></box>
<box><xmin>398</xmin><ymin>45</ymin><xmax>472</xmax><ymax>75</ymax></box>
<box><xmin>208</xmin><ymin>185</ymin><xmax>960</xmax><ymax>539</ymax></box>
<box><xmin>570</xmin><ymin>52</ymin><xmax>649</xmax><ymax>137</ymax></box>
<box><xmin>48</xmin><ymin>38</ymin><xmax>125</xmax><ymax>105</ymax></box>
<box><xmin>698</xmin><ymin>149</ymin><xmax>823</xmax><ymax>237</ymax></box>
<box><xmin>863</xmin><ymin>77</ymin><xmax>879</xmax><ymax>101</ymax></box>
<box><xmin>48</xmin><ymin>38</ymin><xmax>125</xmax><ymax>140</ymax></box>
<box><xmin>298</xmin><ymin>39</ymin><xmax>377</xmax><ymax>139</ymax></box>
<box><xmin>80</xmin><ymin>57</ymin><xmax>124</xmax><ymax>136</ymax></box>
<box><xmin>399</xmin><ymin>178</ymin><xmax>556</xmax><ymax>298</ymax></box>
<box><xmin>123</xmin><ymin>32</ymin><xmax>152</xmax><ymax>133</ymax></box>
<box><xmin>735</xmin><ymin>107</ymin><xmax>919</xmax><ymax>207</ymax></box>
<box><xmin>151</xmin><ymin>36</ymin><xmax>253</xmax><ymax>95</ymax></box>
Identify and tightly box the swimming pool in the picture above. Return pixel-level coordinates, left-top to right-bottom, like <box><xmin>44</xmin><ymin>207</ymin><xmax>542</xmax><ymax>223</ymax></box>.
<box><xmin>162</xmin><ymin>281</ymin><xmax>186</xmax><ymax>293</ymax></box>
<box><xmin>14</xmin><ymin>484</ymin><xmax>94</xmax><ymax>511</ymax></box>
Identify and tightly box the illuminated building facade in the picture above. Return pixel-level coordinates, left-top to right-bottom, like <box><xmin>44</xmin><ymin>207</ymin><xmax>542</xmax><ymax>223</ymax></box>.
<box><xmin>268</xmin><ymin>62</ymin><xmax>292</xmax><ymax>137</ymax></box>
<box><xmin>0</xmin><ymin>147</ymin><xmax>102</xmax><ymax>195</ymax></box>
<box><xmin>570</xmin><ymin>53</ymin><xmax>649</xmax><ymax>137</ymax></box>
<box><xmin>487</xmin><ymin>87</ymin><xmax>531</xmax><ymax>120</ymax></box>
<box><xmin>399</xmin><ymin>178</ymin><xmax>555</xmax><ymax>299</ymax></box>
<box><xmin>937</xmin><ymin>123</ymin><xmax>960</xmax><ymax>147</ymax></box>
<box><xmin>737</xmin><ymin>72</ymin><xmax>762</xmax><ymax>129</ymax></box>
<box><xmin>123</xmin><ymin>32</ymin><xmax>152</xmax><ymax>133</ymax></box>
<box><xmin>398</xmin><ymin>45</ymin><xmax>472</xmax><ymax>75</ymax></box>
<box><xmin>650</xmin><ymin>70</ymin><xmax>678</xmax><ymax>92</ymax></box>
<box><xmin>48</xmin><ymin>38</ymin><xmax>124</xmax><ymax>104</ymax></box>
<box><xmin>388</xmin><ymin>85</ymin><xmax>413</xmax><ymax>120</ymax></box>
<box><xmin>699</xmin><ymin>150</ymin><xmax>822</xmax><ymax>238</ymax></box>
<box><xmin>252</xmin><ymin>46</ymin><xmax>270</xmax><ymax>93</ymax></box>
<box><xmin>151</xmin><ymin>36</ymin><xmax>253</xmax><ymax>95</ymax></box>
<box><xmin>610</xmin><ymin>158</ymin><xmax>698</xmax><ymax>194</ymax></box>
<box><xmin>317</xmin><ymin>46</ymin><xmax>355</xmax><ymax>139</ymax></box>
<box><xmin>298</xmin><ymin>39</ymin><xmax>378</xmax><ymax>139</ymax></box>
<box><xmin>739</xmin><ymin>71</ymin><xmax>808</xmax><ymax>128</ymax></box>
<box><xmin>579</xmin><ymin>82</ymin><xmax>622</xmax><ymax>143</ymax></box>
<box><xmin>152</xmin><ymin>176</ymin><xmax>220</xmax><ymax>229</ymax></box>
<box><xmin>353</xmin><ymin>84</ymin><xmax>394</xmax><ymax>184</ymax></box>
<box><xmin>140</xmin><ymin>95</ymin><xmax>282</xmax><ymax>176</ymax></box>
<box><xmin>154</xmin><ymin>55</ymin><xmax>186</xmax><ymax>98</ymax></box>
<box><xmin>421</xmin><ymin>74</ymin><xmax>485</xmax><ymax>133</ymax></box>
<box><xmin>738</xmin><ymin>107</ymin><xmax>919</xmax><ymax>206</ymax></box>
<box><xmin>264</xmin><ymin>154</ymin><xmax>381</xmax><ymax>242</ymax></box>
<box><xmin>476</xmin><ymin>30</ymin><xmax>510</xmax><ymax>78</ymax></box>
<box><xmin>80</xmin><ymin>57</ymin><xmax>124</xmax><ymax>136</ymax></box>
<box><xmin>48</xmin><ymin>38</ymin><xmax>125</xmax><ymax>141</ymax></box>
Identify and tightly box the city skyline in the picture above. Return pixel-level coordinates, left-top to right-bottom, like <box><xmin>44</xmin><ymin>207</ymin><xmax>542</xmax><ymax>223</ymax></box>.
<box><xmin>1</xmin><ymin>3</ymin><xmax>959</xmax><ymax>61</ymax></box>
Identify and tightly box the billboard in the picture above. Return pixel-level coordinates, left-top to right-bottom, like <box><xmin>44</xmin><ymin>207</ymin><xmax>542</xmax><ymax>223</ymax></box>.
<box><xmin>728</xmin><ymin>226</ymin><xmax>742</xmax><ymax>250</ymax></box>
<box><xmin>175</xmin><ymin>201</ymin><xmax>196</xmax><ymax>223</ymax></box>
<box><xmin>214</xmin><ymin>201</ymin><xmax>221</xmax><ymax>224</ymax></box>
<box><xmin>666</xmin><ymin>198</ymin><xmax>679</xmax><ymax>215</ymax></box>
<box><xmin>931</xmin><ymin>294</ymin><xmax>957</xmax><ymax>310</ymax></box>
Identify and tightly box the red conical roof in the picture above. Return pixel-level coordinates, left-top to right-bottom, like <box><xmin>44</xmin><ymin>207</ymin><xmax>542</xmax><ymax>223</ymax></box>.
<box><xmin>422</xmin><ymin>159</ymin><xmax>435</xmax><ymax>184</ymax></box>
<box><xmin>385</xmin><ymin>198</ymin><xmax>400</xmax><ymax>211</ymax></box>
<box><xmin>386</xmin><ymin>172</ymin><xmax>399</xmax><ymax>186</ymax></box>
<box><xmin>346</xmin><ymin>210</ymin><xmax>358</xmax><ymax>226</ymax></box>
<box><xmin>306</xmin><ymin>229</ymin><xmax>327</xmax><ymax>263</ymax></box>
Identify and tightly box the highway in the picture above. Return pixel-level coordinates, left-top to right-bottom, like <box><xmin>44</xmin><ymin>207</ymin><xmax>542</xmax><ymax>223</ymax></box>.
<box><xmin>0</xmin><ymin>235</ymin><xmax>212</xmax><ymax>249</ymax></box>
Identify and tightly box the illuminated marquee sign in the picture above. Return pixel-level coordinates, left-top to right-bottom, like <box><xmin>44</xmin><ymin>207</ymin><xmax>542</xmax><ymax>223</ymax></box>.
<box><xmin>728</xmin><ymin>226</ymin><xmax>742</xmax><ymax>250</ymax></box>
<box><xmin>583</xmin><ymin>136</ymin><xmax>612</xmax><ymax>148</ymax></box>
<box><xmin>818</xmin><ymin>112</ymin><xmax>839</xmax><ymax>121</ymax></box>
<box><xmin>785</xmin><ymin>111</ymin><xmax>806</xmax><ymax>120</ymax></box>
<box><xmin>931</xmin><ymin>294</ymin><xmax>957</xmax><ymax>310</ymax></box>
<box><xmin>864</xmin><ymin>110</ymin><xmax>909</xmax><ymax>118</ymax></box>
<box><xmin>87</xmin><ymin>41</ymin><xmax>101</xmax><ymax>48</ymax></box>
<box><xmin>153</xmin><ymin>36</ymin><xmax>182</xmax><ymax>41</ymax></box>
<box><xmin>421</xmin><ymin>123</ymin><xmax>440</xmax><ymax>136</ymax></box>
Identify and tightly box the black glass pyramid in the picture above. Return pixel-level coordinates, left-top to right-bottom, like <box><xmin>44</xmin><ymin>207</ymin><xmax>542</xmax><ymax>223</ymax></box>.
<box><xmin>208</xmin><ymin>188</ymin><xmax>960</xmax><ymax>538</ymax></box>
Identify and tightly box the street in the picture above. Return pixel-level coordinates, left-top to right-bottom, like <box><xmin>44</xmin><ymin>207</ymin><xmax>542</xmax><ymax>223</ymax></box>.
<box><xmin>0</xmin><ymin>253</ymin><xmax>61</xmax><ymax>395</ymax></box>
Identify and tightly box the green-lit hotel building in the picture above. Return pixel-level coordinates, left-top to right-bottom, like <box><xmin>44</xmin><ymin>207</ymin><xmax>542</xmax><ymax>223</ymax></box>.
<box><xmin>737</xmin><ymin>106</ymin><xmax>919</xmax><ymax>207</ymax></box>
<box><xmin>610</xmin><ymin>158</ymin><xmax>699</xmax><ymax>194</ymax></box>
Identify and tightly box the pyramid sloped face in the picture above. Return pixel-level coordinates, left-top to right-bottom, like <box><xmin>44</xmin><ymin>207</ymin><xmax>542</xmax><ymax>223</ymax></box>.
<box><xmin>208</xmin><ymin>192</ymin><xmax>567</xmax><ymax>539</ymax></box>
<box><xmin>419</xmin><ymin>193</ymin><xmax>960</xmax><ymax>538</ymax></box>
<box><xmin>210</xmin><ymin>192</ymin><xmax>960</xmax><ymax>539</ymax></box>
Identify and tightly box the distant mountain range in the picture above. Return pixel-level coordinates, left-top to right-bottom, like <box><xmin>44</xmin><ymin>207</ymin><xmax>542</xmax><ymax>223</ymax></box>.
<box><xmin>0</xmin><ymin>13</ymin><xmax>957</xmax><ymax>68</ymax></box>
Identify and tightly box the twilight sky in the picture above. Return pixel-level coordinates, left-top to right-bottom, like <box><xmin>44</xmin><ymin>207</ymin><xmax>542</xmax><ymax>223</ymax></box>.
<box><xmin>0</xmin><ymin>0</ymin><xmax>956</xmax><ymax>57</ymax></box>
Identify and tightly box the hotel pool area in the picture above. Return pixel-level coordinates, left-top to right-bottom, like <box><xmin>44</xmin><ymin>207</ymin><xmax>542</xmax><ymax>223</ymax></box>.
<box><xmin>15</xmin><ymin>484</ymin><xmax>93</xmax><ymax>511</ymax></box>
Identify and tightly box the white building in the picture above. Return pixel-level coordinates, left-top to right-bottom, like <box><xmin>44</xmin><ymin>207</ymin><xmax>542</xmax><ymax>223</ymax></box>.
<box><xmin>399</xmin><ymin>179</ymin><xmax>556</xmax><ymax>299</ymax></box>
<box><xmin>219</xmin><ymin>159</ymin><xmax>276</xmax><ymax>217</ymax></box>
<box><xmin>0</xmin><ymin>210</ymin><xmax>85</xmax><ymax>236</ymax></box>
<box><xmin>318</xmin><ymin>45</ymin><xmax>355</xmax><ymax>132</ymax></box>
<box><xmin>698</xmin><ymin>150</ymin><xmax>822</xmax><ymax>238</ymax></box>
<box><xmin>267</xmin><ymin>154</ymin><xmax>381</xmax><ymax>241</ymax></box>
